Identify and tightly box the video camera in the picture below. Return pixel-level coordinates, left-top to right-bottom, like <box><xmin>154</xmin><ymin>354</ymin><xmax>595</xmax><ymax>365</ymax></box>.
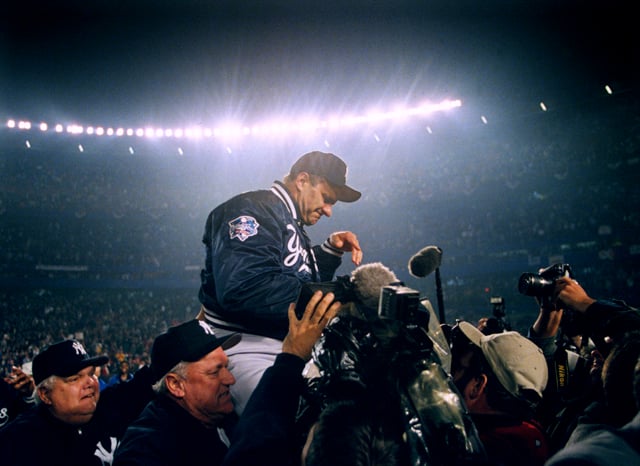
<box><xmin>378</xmin><ymin>284</ymin><xmax>422</xmax><ymax>325</ymax></box>
<box><xmin>295</xmin><ymin>277</ymin><xmax>427</xmax><ymax>329</ymax></box>
<box><xmin>294</xmin><ymin>275</ymin><xmax>356</xmax><ymax>319</ymax></box>
<box><xmin>299</xmin><ymin>279</ymin><xmax>486</xmax><ymax>464</ymax></box>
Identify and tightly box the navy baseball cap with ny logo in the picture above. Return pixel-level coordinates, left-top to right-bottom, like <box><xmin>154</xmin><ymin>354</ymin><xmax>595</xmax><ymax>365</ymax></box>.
<box><xmin>150</xmin><ymin>320</ymin><xmax>241</xmax><ymax>380</ymax></box>
<box><xmin>33</xmin><ymin>340</ymin><xmax>109</xmax><ymax>385</ymax></box>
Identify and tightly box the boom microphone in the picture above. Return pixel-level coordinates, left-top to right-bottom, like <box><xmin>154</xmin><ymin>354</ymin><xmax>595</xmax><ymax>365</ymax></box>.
<box><xmin>351</xmin><ymin>262</ymin><xmax>400</xmax><ymax>309</ymax></box>
<box><xmin>408</xmin><ymin>246</ymin><xmax>443</xmax><ymax>278</ymax></box>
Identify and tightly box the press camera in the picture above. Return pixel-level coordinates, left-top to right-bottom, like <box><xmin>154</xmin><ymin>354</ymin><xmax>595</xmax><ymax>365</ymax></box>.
<box><xmin>518</xmin><ymin>263</ymin><xmax>573</xmax><ymax>298</ymax></box>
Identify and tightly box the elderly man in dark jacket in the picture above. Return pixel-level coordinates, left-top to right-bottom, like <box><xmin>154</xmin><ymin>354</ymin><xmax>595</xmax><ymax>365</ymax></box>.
<box><xmin>0</xmin><ymin>339</ymin><xmax>155</xmax><ymax>466</ymax></box>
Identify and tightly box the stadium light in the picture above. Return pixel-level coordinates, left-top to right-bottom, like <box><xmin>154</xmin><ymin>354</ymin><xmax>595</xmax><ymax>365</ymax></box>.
<box><xmin>4</xmin><ymin>98</ymin><xmax>463</xmax><ymax>142</ymax></box>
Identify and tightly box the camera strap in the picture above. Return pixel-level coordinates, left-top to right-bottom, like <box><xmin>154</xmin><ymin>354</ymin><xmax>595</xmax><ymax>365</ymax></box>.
<box><xmin>548</xmin><ymin>347</ymin><xmax>570</xmax><ymax>395</ymax></box>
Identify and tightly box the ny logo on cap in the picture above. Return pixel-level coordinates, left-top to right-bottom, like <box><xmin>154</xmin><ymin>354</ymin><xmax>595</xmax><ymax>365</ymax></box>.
<box><xmin>72</xmin><ymin>341</ymin><xmax>88</xmax><ymax>356</ymax></box>
<box><xmin>198</xmin><ymin>320</ymin><xmax>216</xmax><ymax>336</ymax></box>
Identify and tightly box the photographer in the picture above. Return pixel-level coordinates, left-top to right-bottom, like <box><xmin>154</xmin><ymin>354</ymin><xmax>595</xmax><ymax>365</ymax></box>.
<box><xmin>450</xmin><ymin>321</ymin><xmax>550</xmax><ymax>466</ymax></box>
<box><xmin>553</xmin><ymin>277</ymin><xmax>640</xmax><ymax>357</ymax></box>
<box><xmin>545</xmin><ymin>332</ymin><xmax>640</xmax><ymax>466</ymax></box>
<box><xmin>524</xmin><ymin>266</ymin><xmax>640</xmax><ymax>361</ymax></box>
<box><xmin>526</xmin><ymin>272</ymin><xmax>640</xmax><ymax>454</ymax></box>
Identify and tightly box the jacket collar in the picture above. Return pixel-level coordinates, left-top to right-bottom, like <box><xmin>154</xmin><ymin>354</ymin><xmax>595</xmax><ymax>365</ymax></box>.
<box><xmin>271</xmin><ymin>181</ymin><xmax>300</xmax><ymax>223</ymax></box>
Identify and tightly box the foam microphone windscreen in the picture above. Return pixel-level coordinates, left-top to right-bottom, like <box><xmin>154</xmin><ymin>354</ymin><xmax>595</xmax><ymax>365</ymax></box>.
<box><xmin>408</xmin><ymin>246</ymin><xmax>443</xmax><ymax>278</ymax></box>
<box><xmin>351</xmin><ymin>262</ymin><xmax>399</xmax><ymax>309</ymax></box>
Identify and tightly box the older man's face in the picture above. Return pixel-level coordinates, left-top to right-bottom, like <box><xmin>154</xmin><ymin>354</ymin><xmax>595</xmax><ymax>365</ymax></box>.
<box><xmin>296</xmin><ymin>175</ymin><xmax>338</xmax><ymax>226</ymax></box>
<box><xmin>42</xmin><ymin>365</ymin><xmax>101</xmax><ymax>425</ymax></box>
<box><xmin>180</xmin><ymin>347</ymin><xmax>236</xmax><ymax>426</ymax></box>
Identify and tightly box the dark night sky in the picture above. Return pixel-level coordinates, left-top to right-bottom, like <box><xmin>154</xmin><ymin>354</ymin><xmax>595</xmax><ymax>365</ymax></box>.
<box><xmin>1</xmin><ymin>1</ymin><xmax>637</xmax><ymax>127</ymax></box>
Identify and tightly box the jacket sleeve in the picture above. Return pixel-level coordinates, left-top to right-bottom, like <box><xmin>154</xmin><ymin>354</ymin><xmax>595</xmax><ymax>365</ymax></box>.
<box><xmin>313</xmin><ymin>239</ymin><xmax>344</xmax><ymax>282</ymax></box>
<box><xmin>582</xmin><ymin>300</ymin><xmax>640</xmax><ymax>350</ymax></box>
<box><xmin>222</xmin><ymin>353</ymin><xmax>306</xmax><ymax>466</ymax></box>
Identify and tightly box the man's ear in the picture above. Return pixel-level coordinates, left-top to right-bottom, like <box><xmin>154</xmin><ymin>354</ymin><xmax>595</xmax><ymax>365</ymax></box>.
<box><xmin>467</xmin><ymin>374</ymin><xmax>489</xmax><ymax>401</ymax></box>
<box><xmin>165</xmin><ymin>373</ymin><xmax>186</xmax><ymax>398</ymax></box>
<box><xmin>295</xmin><ymin>171</ymin><xmax>311</xmax><ymax>189</ymax></box>
<box><xmin>38</xmin><ymin>386</ymin><xmax>52</xmax><ymax>405</ymax></box>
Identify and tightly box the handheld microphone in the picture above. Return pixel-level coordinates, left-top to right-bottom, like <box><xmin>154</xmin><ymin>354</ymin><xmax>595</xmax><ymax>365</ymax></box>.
<box><xmin>408</xmin><ymin>246</ymin><xmax>443</xmax><ymax>278</ymax></box>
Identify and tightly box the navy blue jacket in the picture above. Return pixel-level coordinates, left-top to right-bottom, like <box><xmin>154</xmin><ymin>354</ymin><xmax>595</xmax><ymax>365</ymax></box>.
<box><xmin>199</xmin><ymin>181</ymin><xmax>343</xmax><ymax>340</ymax></box>
<box><xmin>221</xmin><ymin>352</ymin><xmax>307</xmax><ymax>466</ymax></box>
<box><xmin>113</xmin><ymin>395</ymin><xmax>232</xmax><ymax>466</ymax></box>
<box><xmin>0</xmin><ymin>378</ymin><xmax>35</xmax><ymax>429</ymax></box>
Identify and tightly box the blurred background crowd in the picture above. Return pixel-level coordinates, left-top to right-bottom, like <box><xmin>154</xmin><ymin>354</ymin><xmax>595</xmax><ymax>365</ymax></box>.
<box><xmin>1</xmin><ymin>86</ymin><xmax>639</xmax><ymax>380</ymax></box>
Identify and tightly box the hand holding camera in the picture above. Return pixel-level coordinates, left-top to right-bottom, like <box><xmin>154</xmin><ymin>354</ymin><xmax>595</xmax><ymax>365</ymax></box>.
<box><xmin>518</xmin><ymin>263</ymin><xmax>573</xmax><ymax>310</ymax></box>
<box><xmin>285</xmin><ymin>290</ymin><xmax>342</xmax><ymax>361</ymax></box>
<box><xmin>554</xmin><ymin>276</ymin><xmax>596</xmax><ymax>313</ymax></box>
<box><xmin>519</xmin><ymin>263</ymin><xmax>595</xmax><ymax>339</ymax></box>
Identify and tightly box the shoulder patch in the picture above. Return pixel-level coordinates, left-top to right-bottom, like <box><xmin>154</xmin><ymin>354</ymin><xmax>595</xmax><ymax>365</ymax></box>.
<box><xmin>228</xmin><ymin>216</ymin><xmax>260</xmax><ymax>242</ymax></box>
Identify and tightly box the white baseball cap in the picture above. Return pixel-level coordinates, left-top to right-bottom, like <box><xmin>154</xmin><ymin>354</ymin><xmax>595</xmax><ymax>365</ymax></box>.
<box><xmin>457</xmin><ymin>322</ymin><xmax>548</xmax><ymax>399</ymax></box>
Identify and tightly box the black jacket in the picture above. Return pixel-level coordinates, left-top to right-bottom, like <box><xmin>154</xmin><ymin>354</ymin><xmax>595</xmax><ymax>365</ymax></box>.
<box><xmin>114</xmin><ymin>394</ymin><xmax>232</xmax><ymax>466</ymax></box>
<box><xmin>222</xmin><ymin>352</ymin><xmax>307</xmax><ymax>466</ymax></box>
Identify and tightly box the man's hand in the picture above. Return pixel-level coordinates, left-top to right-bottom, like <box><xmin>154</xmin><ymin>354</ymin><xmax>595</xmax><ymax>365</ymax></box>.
<box><xmin>329</xmin><ymin>231</ymin><xmax>363</xmax><ymax>265</ymax></box>
<box><xmin>4</xmin><ymin>366</ymin><xmax>35</xmax><ymax>395</ymax></box>
<box><xmin>554</xmin><ymin>276</ymin><xmax>596</xmax><ymax>313</ymax></box>
<box><xmin>283</xmin><ymin>290</ymin><xmax>341</xmax><ymax>361</ymax></box>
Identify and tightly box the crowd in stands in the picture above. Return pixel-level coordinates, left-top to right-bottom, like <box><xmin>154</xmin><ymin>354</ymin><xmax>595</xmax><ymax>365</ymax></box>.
<box><xmin>0</xmin><ymin>288</ymin><xmax>198</xmax><ymax>380</ymax></box>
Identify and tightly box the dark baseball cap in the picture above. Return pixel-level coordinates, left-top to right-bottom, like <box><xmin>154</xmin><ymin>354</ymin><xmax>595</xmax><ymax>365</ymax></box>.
<box><xmin>289</xmin><ymin>151</ymin><xmax>361</xmax><ymax>203</ymax></box>
<box><xmin>33</xmin><ymin>340</ymin><xmax>109</xmax><ymax>385</ymax></box>
<box><xmin>151</xmin><ymin>320</ymin><xmax>241</xmax><ymax>380</ymax></box>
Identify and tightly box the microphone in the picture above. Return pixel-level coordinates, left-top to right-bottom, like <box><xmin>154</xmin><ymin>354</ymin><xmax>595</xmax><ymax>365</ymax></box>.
<box><xmin>408</xmin><ymin>246</ymin><xmax>443</xmax><ymax>278</ymax></box>
<box><xmin>351</xmin><ymin>262</ymin><xmax>400</xmax><ymax>309</ymax></box>
<box><xmin>408</xmin><ymin>245</ymin><xmax>446</xmax><ymax>324</ymax></box>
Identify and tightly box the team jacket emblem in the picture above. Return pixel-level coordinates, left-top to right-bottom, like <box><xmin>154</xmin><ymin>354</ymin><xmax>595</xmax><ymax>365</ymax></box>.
<box><xmin>229</xmin><ymin>216</ymin><xmax>260</xmax><ymax>242</ymax></box>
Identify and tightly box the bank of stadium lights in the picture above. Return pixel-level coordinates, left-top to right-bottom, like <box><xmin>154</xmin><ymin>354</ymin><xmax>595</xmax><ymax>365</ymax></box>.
<box><xmin>5</xmin><ymin>99</ymin><xmax>462</xmax><ymax>140</ymax></box>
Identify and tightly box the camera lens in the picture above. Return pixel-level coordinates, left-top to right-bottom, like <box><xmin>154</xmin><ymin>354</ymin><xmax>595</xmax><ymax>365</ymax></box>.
<box><xmin>518</xmin><ymin>272</ymin><xmax>554</xmax><ymax>297</ymax></box>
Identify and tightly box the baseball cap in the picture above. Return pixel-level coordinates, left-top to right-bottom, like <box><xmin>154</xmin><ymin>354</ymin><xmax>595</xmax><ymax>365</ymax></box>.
<box><xmin>289</xmin><ymin>151</ymin><xmax>361</xmax><ymax>202</ymax></box>
<box><xmin>457</xmin><ymin>321</ymin><xmax>548</xmax><ymax>399</ymax></box>
<box><xmin>151</xmin><ymin>320</ymin><xmax>241</xmax><ymax>380</ymax></box>
<box><xmin>33</xmin><ymin>340</ymin><xmax>109</xmax><ymax>385</ymax></box>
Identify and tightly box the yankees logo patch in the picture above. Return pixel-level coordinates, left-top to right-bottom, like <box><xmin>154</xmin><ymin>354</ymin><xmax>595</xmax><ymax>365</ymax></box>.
<box><xmin>229</xmin><ymin>216</ymin><xmax>260</xmax><ymax>242</ymax></box>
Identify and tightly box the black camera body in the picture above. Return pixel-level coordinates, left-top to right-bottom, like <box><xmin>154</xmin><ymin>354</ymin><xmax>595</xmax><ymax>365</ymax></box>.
<box><xmin>295</xmin><ymin>275</ymin><xmax>356</xmax><ymax>318</ymax></box>
<box><xmin>490</xmin><ymin>296</ymin><xmax>506</xmax><ymax>318</ymax></box>
<box><xmin>378</xmin><ymin>285</ymin><xmax>420</xmax><ymax>322</ymax></box>
<box><xmin>518</xmin><ymin>263</ymin><xmax>573</xmax><ymax>298</ymax></box>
